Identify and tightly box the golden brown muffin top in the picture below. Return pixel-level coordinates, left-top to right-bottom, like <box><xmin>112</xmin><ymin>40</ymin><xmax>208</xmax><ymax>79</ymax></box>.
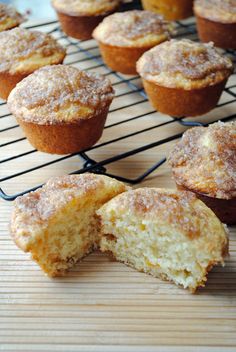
<box><xmin>13</xmin><ymin>174</ymin><xmax>125</xmax><ymax>224</ymax></box>
<box><xmin>8</xmin><ymin>65</ymin><xmax>114</xmax><ymax>124</ymax></box>
<box><xmin>169</xmin><ymin>121</ymin><xmax>236</xmax><ymax>199</ymax></box>
<box><xmin>0</xmin><ymin>3</ymin><xmax>24</xmax><ymax>31</ymax></box>
<box><xmin>0</xmin><ymin>27</ymin><xmax>66</xmax><ymax>74</ymax></box>
<box><xmin>51</xmin><ymin>0</ymin><xmax>120</xmax><ymax>16</ymax></box>
<box><xmin>137</xmin><ymin>39</ymin><xmax>233</xmax><ymax>89</ymax></box>
<box><xmin>194</xmin><ymin>0</ymin><xmax>236</xmax><ymax>24</ymax></box>
<box><xmin>98</xmin><ymin>187</ymin><xmax>228</xmax><ymax>241</ymax></box>
<box><xmin>93</xmin><ymin>10</ymin><xmax>172</xmax><ymax>47</ymax></box>
<box><xmin>11</xmin><ymin>174</ymin><xmax>129</xmax><ymax>251</ymax></box>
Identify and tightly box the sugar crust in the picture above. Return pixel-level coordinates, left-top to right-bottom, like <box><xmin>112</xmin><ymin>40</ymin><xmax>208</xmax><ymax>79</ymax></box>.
<box><xmin>136</xmin><ymin>39</ymin><xmax>233</xmax><ymax>89</ymax></box>
<box><xmin>169</xmin><ymin>121</ymin><xmax>236</xmax><ymax>199</ymax></box>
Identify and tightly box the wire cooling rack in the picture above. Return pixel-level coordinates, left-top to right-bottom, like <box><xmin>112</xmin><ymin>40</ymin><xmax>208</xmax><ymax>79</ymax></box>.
<box><xmin>0</xmin><ymin>0</ymin><xmax>236</xmax><ymax>201</ymax></box>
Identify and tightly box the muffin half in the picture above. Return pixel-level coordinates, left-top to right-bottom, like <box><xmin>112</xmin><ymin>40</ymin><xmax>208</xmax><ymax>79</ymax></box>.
<box><xmin>194</xmin><ymin>0</ymin><xmax>236</xmax><ymax>49</ymax></box>
<box><xmin>168</xmin><ymin>121</ymin><xmax>236</xmax><ymax>224</ymax></box>
<box><xmin>51</xmin><ymin>0</ymin><xmax>120</xmax><ymax>40</ymax></box>
<box><xmin>98</xmin><ymin>188</ymin><xmax>228</xmax><ymax>292</ymax></box>
<box><xmin>10</xmin><ymin>174</ymin><xmax>128</xmax><ymax>276</ymax></box>
<box><xmin>7</xmin><ymin>64</ymin><xmax>114</xmax><ymax>154</ymax></box>
<box><xmin>141</xmin><ymin>0</ymin><xmax>193</xmax><ymax>21</ymax></box>
<box><xmin>137</xmin><ymin>39</ymin><xmax>233</xmax><ymax>117</ymax></box>
<box><xmin>93</xmin><ymin>10</ymin><xmax>173</xmax><ymax>75</ymax></box>
<box><xmin>0</xmin><ymin>28</ymin><xmax>66</xmax><ymax>100</ymax></box>
<box><xmin>0</xmin><ymin>2</ymin><xmax>24</xmax><ymax>32</ymax></box>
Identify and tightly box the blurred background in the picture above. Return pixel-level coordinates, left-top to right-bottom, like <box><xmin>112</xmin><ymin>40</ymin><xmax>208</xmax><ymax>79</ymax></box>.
<box><xmin>1</xmin><ymin>0</ymin><xmax>56</xmax><ymax>20</ymax></box>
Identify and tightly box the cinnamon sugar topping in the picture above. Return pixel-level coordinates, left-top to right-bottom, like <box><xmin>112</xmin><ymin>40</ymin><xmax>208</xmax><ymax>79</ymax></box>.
<box><xmin>0</xmin><ymin>3</ymin><xmax>24</xmax><ymax>29</ymax></box>
<box><xmin>51</xmin><ymin>0</ymin><xmax>120</xmax><ymax>16</ymax></box>
<box><xmin>13</xmin><ymin>174</ymin><xmax>127</xmax><ymax>229</ymax></box>
<box><xmin>194</xmin><ymin>0</ymin><xmax>236</xmax><ymax>24</ymax></box>
<box><xmin>169</xmin><ymin>121</ymin><xmax>236</xmax><ymax>199</ymax></box>
<box><xmin>7</xmin><ymin>65</ymin><xmax>114</xmax><ymax>124</ymax></box>
<box><xmin>113</xmin><ymin>188</ymin><xmax>209</xmax><ymax>239</ymax></box>
<box><xmin>15</xmin><ymin>174</ymin><xmax>107</xmax><ymax>223</ymax></box>
<box><xmin>93</xmin><ymin>10</ymin><xmax>172</xmax><ymax>47</ymax></box>
<box><xmin>137</xmin><ymin>39</ymin><xmax>233</xmax><ymax>89</ymax></box>
<box><xmin>0</xmin><ymin>28</ymin><xmax>66</xmax><ymax>74</ymax></box>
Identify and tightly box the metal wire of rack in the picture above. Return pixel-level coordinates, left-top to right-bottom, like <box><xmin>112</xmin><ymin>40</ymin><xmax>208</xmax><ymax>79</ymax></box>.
<box><xmin>0</xmin><ymin>0</ymin><xmax>235</xmax><ymax>201</ymax></box>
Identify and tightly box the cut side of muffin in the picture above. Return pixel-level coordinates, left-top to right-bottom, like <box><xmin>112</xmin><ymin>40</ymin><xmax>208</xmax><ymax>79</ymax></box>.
<box><xmin>10</xmin><ymin>174</ymin><xmax>129</xmax><ymax>277</ymax></box>
<box><xmin>98</xmin><ymin>188</ymin><xmax>228</xmax><ymax>292</ymax></box>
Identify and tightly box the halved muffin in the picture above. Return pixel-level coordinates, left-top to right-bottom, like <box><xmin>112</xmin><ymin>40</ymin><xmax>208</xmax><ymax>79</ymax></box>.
<box><xmin>194</xmin><ymin>0</ymin><xmax>236</xmax><ymax>49</ymax></box>
<box><xmin>0</xmin><ymin>2</ymin><xmax>24</xmax><ymax>32</ymax></box>
<box><xmin>51</xmin><ymin>0</ymin><xmax>121</xmax><ymax>40</ymax></box>
<box><xmin>168</xmin><ymin>121</ymin><xmax>236</xmax><ymax>224</ymax></box>
<box><xmin>98</xmin><ymin>188</ymin><xmax>228</xmax><ymax>292</ymax></box>
<box><xmin>7</xmin><ymin>65</ymin><xmax>114</xmax><ymax>154</ymax></box>
<box><xmin>10</xmin><ymin>174</ymin><xmax>129</xmax><ymax>277</ymax></box>
<box><xmin>137</xmin><ymin>39</ymin><xmax>233</xmax><ymax>117</ymax></box>
<box><xmin>0</xmin><ymin>28</ymin><xmax>66</xmax><ymax>99</ymax></box>
<box><xmin>93</xmin><ymin>10</ymin><xmax>173</xmax><ymax>75</ymax></box>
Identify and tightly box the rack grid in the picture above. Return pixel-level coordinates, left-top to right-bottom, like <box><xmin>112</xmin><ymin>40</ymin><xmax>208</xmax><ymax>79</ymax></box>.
<box><xmin>0</xmin><ymin>0</ymin><xmax>235</xmax><ymax>201</ymax></box>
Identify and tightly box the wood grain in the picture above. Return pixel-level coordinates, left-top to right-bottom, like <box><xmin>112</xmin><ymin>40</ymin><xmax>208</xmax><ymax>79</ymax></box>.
<box><xmin>0</xmin><ymin>18</ymin><xmax>236</xmax><ymax>352</ymax></box>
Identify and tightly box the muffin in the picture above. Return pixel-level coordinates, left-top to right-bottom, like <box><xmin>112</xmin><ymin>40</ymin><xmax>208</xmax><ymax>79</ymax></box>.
<box><xmin>10</xmin><ymin>174</ymin><xmax>128</xmax><ymax>276</ymax></box>
<box><xmin>51</xmin><ymin>0</ymin><xmax>120</xmax><ymax>40</ymax></box>
<box><xmin>168</xmin><ymin>121</ymin><xmax>236</xmax><ymax>224</ymax></box>
<box><xmin>137</xmin><ymin>39</ymin><xmax>233</xmax><ymax>117</ymax></box>
<box><xmin>98</xmin><ymin>188</ymin><xmax>228</xmax><ymax>292</ymax></box>
<box><xmin>194</xmin><ymin>0</ymin><xmax>236</xmax><ymax>49</ymax></box>
<box><xmin>7</xmin><ymin>65</ymin><xmax>114</xmax><ymax>154</ymax></box>
<box><xmin>0</xmin><ymin>2</ymin><xmax>24</xmax><ymax>32</ymax></box>
<box><xmin>141</xmin><ymin>0</ymin><xmax>193</xmax><ymax>21</ymax></box>
<box><xmin>93</xmin><ymin>10</ymin><xmax>173</xmax><ymax>75</ymax></box>
<box><xmin>0</xmin><ymin>28</ymin><xmax>66</xmax><ymax>100</ymax></box>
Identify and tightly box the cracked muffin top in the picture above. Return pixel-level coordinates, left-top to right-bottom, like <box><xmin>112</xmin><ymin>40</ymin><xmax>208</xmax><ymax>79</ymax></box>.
<box><xmin>137</xmin><ymin>39</ymin><xmax>233</xmax><ymax>89</ymax></box>
<box><xmin>0</xmin><ymin>28</ymin><xmax>66</xmax><ymax>75</ymax></box>
<box><xmin>168</xmin><ymin>121</ymin><xmax>236</xmax><ymax>199</ymax></box>
<box><xmin>8</xmin><ymin>65</ymin><xmax>114</xmax><ymax>124</ymax></box>
<box><xmin>51</xmin><ymin>0</ymin><xmax>120</xmax><ymax>16</ymax></box>
<box><xmin>93</xmin><ymin>10</ymin><xmax>173</xmax><ymax>47</ymax></box>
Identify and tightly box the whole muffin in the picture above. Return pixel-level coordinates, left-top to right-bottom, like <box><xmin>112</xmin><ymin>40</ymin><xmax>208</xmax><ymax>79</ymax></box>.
<box><xmin>194</xmin><ymin>0</ymin><xmax>236</xmax><ymax>49</ymax></box>
<box><xmin>51</xmin><ymin>0</ymin><xmax>120</xmax><ymax>40</ymax></box>
<box><xmin>0</xmin><ymin>28</ymin><xmax>66</xmax><ymax>100</ymax></box>
<box><xmin>0</xmin><ymin>2</ymin><xmax>24</xmax><ymax>32</ymax></box>
<box><xmin>137</xmin><ymin>39</ymin><xmax>233</xmax><ymax>117</ymax></box>
<box><xmin>93</xmin><ymin>10</ymin><xmax>173</xmax><ymax>75</ymax></box>
<box><xmin>7</xmin><ymin>65</ymin><xmax>114</xmax><ymax>154</ymax></box>
<box><xmin>168</xmin><ymin>121</ymin><xmax>236</xmax><ymax>224</ymax></box>
<box><xmin>141</xmin><ymin>0</ymin><xmax>193</xmax><ymax>21</ymax></box>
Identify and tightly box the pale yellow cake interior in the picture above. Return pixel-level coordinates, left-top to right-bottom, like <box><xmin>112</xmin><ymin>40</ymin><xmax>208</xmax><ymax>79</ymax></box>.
<box><xmin>28</xmin><ymin>197</ymin><xmax>102</xmax><ymax>276</ymax></box>
<box><xmin>98</xmin><ymin>188</ymin><xmax>228</xmax><ymax>291</ymax></box>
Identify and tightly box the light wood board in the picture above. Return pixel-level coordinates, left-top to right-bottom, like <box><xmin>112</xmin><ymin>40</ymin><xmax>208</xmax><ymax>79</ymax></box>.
<box><xmin>0</xmin><ymin>18</ymin><xmax>236</xmax><ymax>352</ymax></box>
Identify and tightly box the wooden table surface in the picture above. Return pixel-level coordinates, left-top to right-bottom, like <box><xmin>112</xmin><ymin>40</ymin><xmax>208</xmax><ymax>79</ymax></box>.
<box><xmin>0</xmin><ymin>17</ymin><xmax>236</xmax><ymax>352</ymax></box>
